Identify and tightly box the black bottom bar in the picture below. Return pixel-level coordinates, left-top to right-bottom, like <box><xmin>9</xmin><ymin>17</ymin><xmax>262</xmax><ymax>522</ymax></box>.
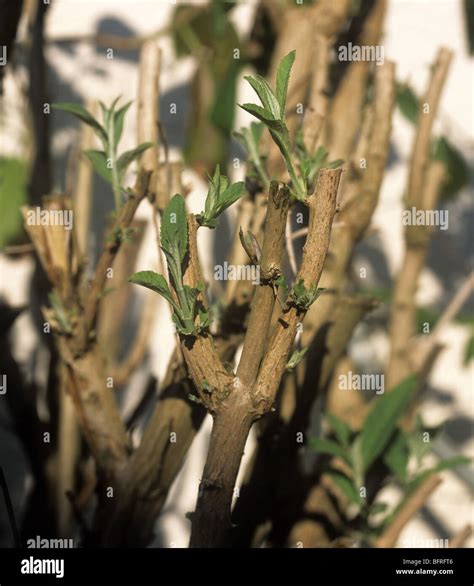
<box><xmin>0</xmin><ymin>547</ymin><xmax>472</xmax><ymax>586</ymax></box>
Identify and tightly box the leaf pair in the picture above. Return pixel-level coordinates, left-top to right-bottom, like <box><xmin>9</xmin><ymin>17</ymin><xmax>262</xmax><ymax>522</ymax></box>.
<box><xmin>240</xmin><ymin>50</ymin><xmax>294</xmax><ymax>123</ymax></box>
<box><xmin>288</xmin><ymin>279</ymin><xmax>324</xmax><ymax>311</ymax></box>
<box><xmin>93</xmin><ymin>142</ymin><xmax>153</xmax><ymax>186</ymax></box>
<box><xmin>196</xmin><ymin>165</ymin><xmax>245</xmax><ymax>228</ymax></box>
<box><xmin>295</xmin><ymin>136</ymin><xmax>343</xmax><ymax>192</ymax></box>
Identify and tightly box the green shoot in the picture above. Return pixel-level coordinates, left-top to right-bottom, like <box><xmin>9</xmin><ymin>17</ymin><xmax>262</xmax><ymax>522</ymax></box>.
<box><xmin>234</xmin><ymin>122</ymin><xmax>270</xmax><ymax>189</ymax></box>
<box><xmin>129</xmin><ymin>195</ymin><xmax>211</xmax><ymax>336</ymax></box>
<box><xmin>239</xmin><ymin>50</ymin><xmax>308</xmax><ymax>201</ymax></box>
<box><xmin>53</xmin><ymin>98</ymin><xmax>153</xmax><ymax>211</ymax></box>
<box><xmin>196</xmin><ymin>165</ymin><xmax>245</xmax><ymax>229</ymax></box>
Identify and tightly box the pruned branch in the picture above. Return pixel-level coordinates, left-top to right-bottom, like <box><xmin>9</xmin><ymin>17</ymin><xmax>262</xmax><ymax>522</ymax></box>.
<box><xmin>407</xmin><ymin>48</ymin><xmax>453</xmax><ymax>208</ymax></box>
<box><xmin>237</xmin><ymin>181</ymin><xmax>290</xmax><ymax>388</ymax></box>
<box><xmin>137</xmin><ymin>40</ymin><xmax>161</xmax><ymax>196</ymax></box>
<box><xmin>253</xmin><ymin>168</ymin><xmax>342</xmax><ymax>413</ymax></box>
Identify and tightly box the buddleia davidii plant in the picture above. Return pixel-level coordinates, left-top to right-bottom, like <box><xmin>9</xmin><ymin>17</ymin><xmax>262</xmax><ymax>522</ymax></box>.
<box><xmin>239</xmin><ymin>50</ymin><xmax>343</xmax><ymax>202</ymax></box>
<box><xmin>53</xmin><ymin>98</ymin><xmax>153</xmax><ymax>211</ymax></box>
<box><xmin>129</xmin><ymin>169</ymin><xmax>245</xmax><ymax>335</ymax></box>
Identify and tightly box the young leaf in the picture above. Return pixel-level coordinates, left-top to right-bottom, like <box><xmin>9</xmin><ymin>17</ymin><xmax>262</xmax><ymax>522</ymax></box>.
<box><xmin>239</xmin><ymin>102</ymin><xmax>277</xmax><ymax>125</ymax></box>
<box><xmin>161</xmin><ymin>194</ymin><xmax>188</xmax><ymax>263</ymax></box>
<box><xmin>217</xmin><ymin>181</ymin><xmax>245</xmax><ymax>213</ymax></box>
<box><xmin>275</xmin><ymin>50</ymin><xmax>296</xmax><ymax>114</ymax></box>
<box><xmin>300</xmin><ymin>159</ymin><xmax>312</xmax><ymax>186</ymax></box>
<box><xmin>198</xmin><ymin>307</ymin><xmax>212</xmax><ymax>330</ymax></box>
<box><xmin>327</xmin><ymin>470</ymin><xmax>361</xmax><ymax>505</ymax></box>
<box><xmin>325</xmin><ymin>159</ymin><xmax>344</xmax><ymax>169</ymax></box>
<box><xmin>205</xmin><ymin>165</ymin><xmax>222</xmax><ymax>216</ymax></box>
<box><xmin>109</xmin><ymin>95</ymin><xmax>122</xmax><ymax>113</ymax></box>
<box><xmin>408</xmin><ymin>456</ymin><xmax>471</xmax><ymax>492</ymax></box>
<box><xmin>313</xmin><ymin>145</ymin><xmax>328</xmax><ymax>166</ymax></box>
<box><xmin>463</xmin><ymin>334</ymin><xmax>474</xmax><ymax>365</ymax></box>
<box><xmin>48</xmin><ymin>292</ymin><xmax>72</xmax><ymax>335</ymax></box>
<box><xmin>310</xmin><ymin>438</ymin><xmax>351</xmax><ymax>465</ymax></box>
<box><xmin>104</xmin><ymin>96</ymin><xmax>122</xmax><ymax>129</ymax></box>
<box><xmin>369</xmin><ymin>502</ymin><xmax>389</xmax><ymax>516</ymax></box>
<box><xmin>209</xmin><ymin>58</ymin><xmax>240</xmax><ymax>136</ymax></box>
<box><xmin>360</xmin><ymin>374</ymin><xmax>417</xmax><ymax>473</ymax></box>
<box><xmin>52</xmin><ymin>102</ymin><xmax>107</xmax><ymax>146</ymax></box>
<box><xmin>117</xmin><ymin>142</ymin><xmax>154</xmax><ymax>181</ymax></box>
<box><xmin>286</xmin><ymin>347</ymin><xmax>308</xmax><ymax>372</ymax></box>
<box><xmin>234</xmin><ymin>123</ymin><xmax>267</xmax><ymax>184</ymax></box>
<box><xmin>289</xmin><ymin>280</ymin><xmax>324</xmax><ymax>310</ymax></box>
<box><xmin>99</xmin><ymin>100</ymin><xmax>111</xmax><ymax>129</ymax></box>
<box><xmin>422</xmin><ymin>456</ymin><xmax>471</xmax><ymax>477</ymax></box>
<box><xmin>275</xmin><ymin>275</ymin><xmax>289</xmax><ymax>297</ymax></box>
<box><xmin>197</xmin><ymin>165</ymin><xmax>245</xmax><ymax>228</ymax></box>
<box><xmin>327</xmin><ymin>413</ymin><xmax>352</xmax><ymax>447</ymax></box>
<box><xmin>84</xmin><ymin>150</ymin><xmax>112</xmax><ymax>184</ymax></box>
<box><xmin>433</xmin><ymin>136</ymin><xmax>470</xmax><ymax>200</ymax></box>
<box><xmin>350</xmin><ymin>435</ymin><xmax>365</xmax><ymax>490</ymax></box>
<box><xmin>128</xmin><ymin>271</ymin><xmax>180</xmax><ymax>312</ymax></box>
<box><xmin>396</xmin><ymin>83</ymin><xmax>419</xmax><ymax>125</ymax></box>
<box><xmin>244</xmin><ymin>75</ymin><xmax>281</xmax><ymax>119</ymax></box>
<box><xmin>250</xmin><ymin>121</ymin><xmax>264</xmax><ymax>145</ymax></box>
<box><xmin>183</xmin><ymin>284</ymin><xmax>201</xmax><ymax>318</ymax></box>
<box><xmin>171</xmin><ymin>311</ymin><xmax>190</xmax><ymax>335</ymax></box>
<box><xmin>383</xmin><ymin>430</ymin><xmax>409</xmax><ymax>482</ymax></box>
<box><xmin>113</xmin><ymin>101</ymin><xmax>132</xmax><ymax>151</ymax></box>
<box><xmin>406</xmin><ymin>417</ymin><xmax>435</xmax><ymax>464</ymax></box>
